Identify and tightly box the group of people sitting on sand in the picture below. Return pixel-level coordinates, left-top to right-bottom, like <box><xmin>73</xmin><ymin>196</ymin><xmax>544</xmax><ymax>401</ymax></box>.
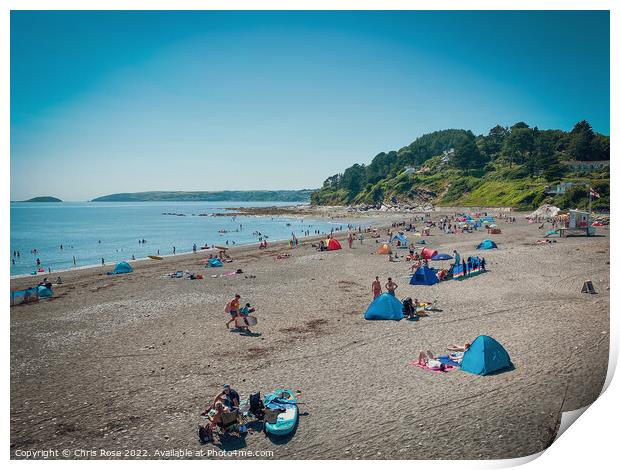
<box><xmin>199</xmin><ymin>384</ymin><xmax>243</xmax><ymax>442</ymax></box>
<box><xmin>225</xmin><ymin>294</ymin><xmax>256</xmax><ymax>333</ymax></box>
<box><xmin>199</xmin><ymin>384</ymin><xmax>287</xmax><ymax>444</ymax></box>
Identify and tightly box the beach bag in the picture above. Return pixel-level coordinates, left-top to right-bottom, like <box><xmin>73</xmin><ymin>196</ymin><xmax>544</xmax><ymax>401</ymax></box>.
<box><xmin>198</xmin><ymin>425</ymin><xmax>211</xmax><ymax>444</ymax></box>
<box><xmin>264</xmin><ymin>408</ymin><xmax>285</xmax><ymax>424</ymax></box>
<box><xmin>249</xmin><ymin>392</ymin><xmax>265</xmax><ymax>420</ymax></box>
<box><xmin>402</xmin><ymin>297</ymin><xmax>414</xmax><ymax>316</ymax></box>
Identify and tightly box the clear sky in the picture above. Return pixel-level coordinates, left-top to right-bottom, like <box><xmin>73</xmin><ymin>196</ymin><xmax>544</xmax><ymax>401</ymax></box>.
<box><xmin>10</xmin><ymin>10</ymin><xmax>610</xmax><ymax>201</ymax></box>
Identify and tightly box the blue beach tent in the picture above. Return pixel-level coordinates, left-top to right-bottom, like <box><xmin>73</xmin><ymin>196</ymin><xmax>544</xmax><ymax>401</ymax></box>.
<box><xmin>113</xmin><ymin>261</ymin><xmax>133</xmax><ymax>274</ymax></box>
<box><xmin>460</xmin><ymin>335</ymin><xmax>513</xmax><ymax>376</ymax></box>
<box><xmin>409</xmin><ymin>266</ymin><xmax>439</xmax><ymax>286</ymax></box>
<box><xmin>208</xmin><ymin>258</ymin><xmax>223</xmax><ymax>267</ymax></box>
<box><xmin>37</xmin><ymin>285</ymin><xmax>53</xmax><ymax>297</ymax></box>
<box><xmin>476</xmin><ymin>239</ymin><xmax>498</xmax><ymax>250</ymax></box>
<box><xmin>393</xmin><ymin>233</ymin><xmax>409</xmax><ymax>247</ymax></box>
<box><xmin>364</xmin><ymin>293</ymin><xmax>404</xmax><ymax>321</ymax></box>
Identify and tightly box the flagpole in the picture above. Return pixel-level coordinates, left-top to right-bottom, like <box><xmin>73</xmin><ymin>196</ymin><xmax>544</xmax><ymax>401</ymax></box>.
<box><xmin>588</xmin><ymin>182</ymin><xmax>592</xmax><ymax>236</ymax></box>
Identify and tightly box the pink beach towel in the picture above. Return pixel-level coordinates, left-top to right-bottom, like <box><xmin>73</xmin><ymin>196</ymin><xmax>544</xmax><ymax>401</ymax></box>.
<box><xmin>410</xmin><ymin>360</ymin><xmax>457</xmax><ymax>373</ymax></box>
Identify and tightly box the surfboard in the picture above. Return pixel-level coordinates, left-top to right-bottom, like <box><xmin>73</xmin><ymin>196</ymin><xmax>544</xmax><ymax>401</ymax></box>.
<box><xmin>214</xmin><ymin>245</ymin><xmax>229</xmax><ymax>251</ymax></box>
<box><xmin>148</xmin><ymin>255</ymin><xmax>164</xmax><ymax>260</ymax></box>
<box><xmin>234</xmin><ymin>315</ymin><xmax>257</xmax><ymax>328</ymax></box>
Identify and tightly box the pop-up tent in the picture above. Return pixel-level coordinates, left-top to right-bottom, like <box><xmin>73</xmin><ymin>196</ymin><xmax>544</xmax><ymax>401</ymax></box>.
<box><xmin>409</xmin><ymin>266</ymin><xmax>439</xmax><ymax>285</ymax></box>
<box><xmin>460</xmin><ymin>335</ymin><xmax>513</xmax><ymax>376</ymax></box>
<box><xmin>113</xmin><ymin>261</ymin><xmax>133</xmax><ymax>274</ymax></box>
<box><xmin>393</xmin><ymin>233</ymin><xmax>408</xmax><ymax>247</ymax></box>
<box><xmin>477</xmin><ymin>239</ymin><xmax>498</xmax><ymax>250</ymax></box>
<box><xmin>377</xmin><ymin>243</ymin><xmax>392</xmax><ymax>254</ymax></box>
<box><xmin>430</xmin><ymin>253</ymin><xmax>453</xmax><ymax>261</ymax></box>
<box><xmin>420</xmin><ymin>247</ymin><xmax>438</xmax><ymax>260</ymax></box>
<box><xmin>364</xmin><ymin>293</ymin><xmax>404</xmax><ymax>320</ymax></box>
<box><xmin>208</xmin><ymin>258</ymin><xmax>223</xmax><ymax>267</ymax></box>
<box><xmin>326</xmin><ymin>238</ymin><xmax>342</xmax><ymax>251</ymax></box>
<box><xmin>37</xmin><ymin>285</ymin><xmax>53</xmax><ymax>297</ymax></box>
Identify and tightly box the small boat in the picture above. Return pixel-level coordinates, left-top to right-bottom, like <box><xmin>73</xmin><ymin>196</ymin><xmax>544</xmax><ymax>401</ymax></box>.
<box><xmin>264</xmin><ymin>389</ymin><xmax>298</xmax><ymax>436</ymax></box>
<box><xmin>148</xmin><ymin>255</ymin><xmax>163</xmax><ymax>260</ymax></box>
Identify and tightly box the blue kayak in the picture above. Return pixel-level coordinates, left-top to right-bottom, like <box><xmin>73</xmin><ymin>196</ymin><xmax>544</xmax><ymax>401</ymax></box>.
<box><xmin>264</xmin><ymin>389</ymin><xmax>298</xmax><ymax>436</ymax></box>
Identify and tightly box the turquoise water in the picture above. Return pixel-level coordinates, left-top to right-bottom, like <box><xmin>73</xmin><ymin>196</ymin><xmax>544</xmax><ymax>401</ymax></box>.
<box><xmin>10</xmin><ymin>201</ymin><xmax>359</xmax><ymax>276</ymax></box>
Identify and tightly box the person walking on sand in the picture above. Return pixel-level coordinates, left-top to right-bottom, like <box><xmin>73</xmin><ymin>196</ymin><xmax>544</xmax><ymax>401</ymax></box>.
<box><xmin>385</xmin><ymin>277</ymin><xmax>398</xmax><ymax>296</ymax></box>
<box><xmin>372</xmin><ymin>276</ymin><xmax>382</xmax><ymax>298</ymax></box>
<box><xmin>348</xmin><ymin>233</ymin><xmax>353</xmax><ymax>249</ymax></box>
<box><xmin>225</xmin><ymin>294</ymin><xmax>241</xmax><ymax>329</ymax></box>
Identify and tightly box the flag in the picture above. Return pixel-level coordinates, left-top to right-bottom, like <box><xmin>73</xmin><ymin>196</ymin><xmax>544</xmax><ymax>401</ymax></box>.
<box><xmin>589</xmin><ymin>188</ymin><xmax>601</xmax><ymax>199</ymax></box>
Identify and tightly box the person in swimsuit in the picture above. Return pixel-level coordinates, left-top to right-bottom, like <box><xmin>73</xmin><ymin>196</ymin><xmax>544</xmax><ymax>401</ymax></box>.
<box><xmin>385</xmin><ymin>277</ymin><xmax>398</xmax><ymax>296</ymax></box>
<box><xmin>372</xmin><ymin>276</ymin><xmax>382</xmax><ymax>298</ymax></box>
<box><xmin>225</xmin><ymin>294</ymin><xmax>241</xmax><ymax>329</ymax></box>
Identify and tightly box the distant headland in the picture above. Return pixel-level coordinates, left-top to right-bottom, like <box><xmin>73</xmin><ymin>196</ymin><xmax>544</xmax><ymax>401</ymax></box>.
<box><xmin>20</xmin><ymin>196</ymin><xmax>63</xmax><ymax>203</ymax></box>
<box><xmin>91</xmin><ymin>190</ymin><xmax>315</xmax><ymax>203</ymax></box>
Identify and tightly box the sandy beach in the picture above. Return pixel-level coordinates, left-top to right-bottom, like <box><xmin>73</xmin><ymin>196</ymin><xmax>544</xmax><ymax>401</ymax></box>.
<box><xmin>10</xmin><ymin>210</ymin><xmax>610</xmax><ymax>460</ymax></box>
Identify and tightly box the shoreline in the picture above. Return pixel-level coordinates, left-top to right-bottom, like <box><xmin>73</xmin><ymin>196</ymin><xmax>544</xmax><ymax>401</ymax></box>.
<box><xmin>9</xmin><ymin>220</ymin><xmax>388</xmax><ymax>285</ymax></box>
<box><xmin>9</xmin><ymin>206</ymin><xmax>530</xmax><ymax>282</ymax></box>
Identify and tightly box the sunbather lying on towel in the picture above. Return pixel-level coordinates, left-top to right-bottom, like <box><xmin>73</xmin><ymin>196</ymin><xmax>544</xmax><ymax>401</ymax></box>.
<box><xmin>420</xmin><ymin>342</ymin><xmax>471</xmax><ymax>365</ymax></box>
<box><xmin>417</xmin><ymin>350</ymin><xmax>445</xmax><ymax>370</ymax></box>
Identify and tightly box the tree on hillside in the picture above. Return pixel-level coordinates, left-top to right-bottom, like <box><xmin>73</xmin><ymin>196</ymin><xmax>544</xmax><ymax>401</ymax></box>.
<box><xmin>527</xmin><ymin>131</ymin><xmax>563</xmax><ymax>179</ymax></box>
<box><xmin>480</xmin><ymin>125</ymin><xmax>509</xmax><ymax>158</ymax></box>
<box><xmin>566</xmin><ymin>120</ymin><xmax>606</xmax><ymax>161</ymax></box>
<box><xmin>340</xmin><ymin>163</ymin><xmax>366</xmax><ymax>196</ymax></box>
<box><xmin>452</xmin><ymin>137</ymin><xmax>487</xmax><ymax>172</ymax></box>
<box><xmin>503</xmin><ymin>125</ymin><xmax>535</xmax><ymax>166</ymax></box>
<box><xmin>591</xmin><ymin>133</ymin><xmax>610</xmax><ymax>161</ymax></box>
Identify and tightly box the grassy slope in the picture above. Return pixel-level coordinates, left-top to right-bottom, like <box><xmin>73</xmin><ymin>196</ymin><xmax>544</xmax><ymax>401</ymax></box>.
<box><xmin>313</xmin><ymin>160</ymin><xmax>608</xmax><ymax>210</ymax></box>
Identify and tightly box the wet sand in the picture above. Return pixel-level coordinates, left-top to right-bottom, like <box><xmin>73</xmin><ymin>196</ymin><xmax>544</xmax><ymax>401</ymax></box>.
<box><xmin>10</xmin><ymin>211</ymin><xmax>610</xmax><ymax>459</ymax></box>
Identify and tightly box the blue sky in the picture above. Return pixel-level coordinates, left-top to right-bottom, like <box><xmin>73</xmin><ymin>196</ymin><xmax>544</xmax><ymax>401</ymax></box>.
<box><xmin>11</xmin><ymin>11</ymin><xmax>610</xmax><ymax>201</ymax></box>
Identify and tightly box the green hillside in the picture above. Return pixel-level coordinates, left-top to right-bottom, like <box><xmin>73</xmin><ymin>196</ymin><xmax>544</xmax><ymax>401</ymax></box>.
<box><xmin>21</xmin><ymin>196</ymin><xmax>63</xmax><ymax>202</ymax></box>
<box><xmin>311</xmin><ymin>121</ymin><xmax>609</xmax><ymax>211</ymax></box>
<box><xmin>92</xmin><ymin>190</ymin><xmax>315</xmax><ymax>203</ymax></box>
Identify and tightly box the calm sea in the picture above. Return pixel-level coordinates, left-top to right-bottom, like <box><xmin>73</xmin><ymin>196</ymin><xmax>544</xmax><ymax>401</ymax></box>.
<box><xmin>10</xmin><ymin>201</ymin><xmax>360</xmax><ymax>277</ymax></box>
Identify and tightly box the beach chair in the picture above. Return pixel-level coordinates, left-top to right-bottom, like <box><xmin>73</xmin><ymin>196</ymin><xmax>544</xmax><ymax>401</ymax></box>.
<box><xmin>214</xmin><ymin>410</ymin><xmax>244</xmax><ymax>438</ymax></box>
